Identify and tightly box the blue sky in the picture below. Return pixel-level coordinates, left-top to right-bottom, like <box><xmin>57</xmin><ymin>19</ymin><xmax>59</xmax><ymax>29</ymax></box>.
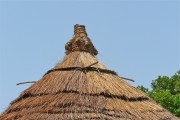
<box><xmin>0</xmin><ymin>0</ymin><xmax>179</xmax><ymax>113</ymax></box>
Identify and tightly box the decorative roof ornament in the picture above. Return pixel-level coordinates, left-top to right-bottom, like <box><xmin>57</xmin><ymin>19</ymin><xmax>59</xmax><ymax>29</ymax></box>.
<box><xmin>65</xmin><ymin>24</ymin><xmax>98</xmax><ymax>55</ymax></box>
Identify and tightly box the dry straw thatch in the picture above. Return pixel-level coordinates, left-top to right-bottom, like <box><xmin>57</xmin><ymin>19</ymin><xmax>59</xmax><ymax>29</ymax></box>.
<box><xmin>0</xmin><ymin>24</ymin><xmax>179</xmax><ymax>120</ymax></box>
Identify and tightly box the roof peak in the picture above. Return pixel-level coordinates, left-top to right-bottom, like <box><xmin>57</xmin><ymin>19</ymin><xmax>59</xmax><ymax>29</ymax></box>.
<box><xmin>74</xmin><ymin>24</ymin><xmax>87</xmax><ymax>35</ymax></box>
<box><xmin>65</xmin><ymin>24</ymin><xmax>98</xmax><ymax>55</ymax></box>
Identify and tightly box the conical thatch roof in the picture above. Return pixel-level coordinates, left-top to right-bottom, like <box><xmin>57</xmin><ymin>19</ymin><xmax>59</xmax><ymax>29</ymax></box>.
<box><xmin>0</xmin><ymin>24</ymin><xmax>179</xmax><ymax>120</ymax></box>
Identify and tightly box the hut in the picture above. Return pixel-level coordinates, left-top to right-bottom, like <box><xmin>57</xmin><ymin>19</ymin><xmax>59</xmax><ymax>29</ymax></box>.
<box><xmin>0</xmin><ymin>24</ymin><xmax>179</xmax><ymax>120</ymax></box>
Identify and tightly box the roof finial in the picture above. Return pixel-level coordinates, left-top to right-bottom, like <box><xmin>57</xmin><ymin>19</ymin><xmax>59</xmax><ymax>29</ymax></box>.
<box><xmin>65</xmin><ymin>24</ymin><xmax>98</xmax><ymax>55</ymax></box>
<box><xmin>74</xmin><ymin>24</ymin><xmax>87</xmax><ymax>36</ymax></box>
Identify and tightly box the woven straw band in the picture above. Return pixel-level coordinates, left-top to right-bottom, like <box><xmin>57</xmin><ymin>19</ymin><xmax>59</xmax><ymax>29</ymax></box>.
<box><xmin>44</xmin><ymin>67</ymin><xmax>117</xmax><ymax>76</ymax></box>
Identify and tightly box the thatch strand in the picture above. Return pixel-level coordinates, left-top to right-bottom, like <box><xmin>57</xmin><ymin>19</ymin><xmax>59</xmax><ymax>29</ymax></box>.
<box><xmin>119</xmin><ymin>77</ymin><xmax>135</xmax><ymax>82</ymax></box>
<box><xmin>16</xmin><ymin>81</ymin><xmax>36</xmax><ymax>85</ymax></box>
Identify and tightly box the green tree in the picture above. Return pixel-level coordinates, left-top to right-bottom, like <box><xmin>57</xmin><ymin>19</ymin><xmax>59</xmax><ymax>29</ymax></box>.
<box><xmin>137</xmin><ymin>70</ymin><xmax>180</xmax><ymax>117</ymax></box>
<box><xmin>137</xmin><ymin>85</ymin><xmax>149</xmax><ymax>93</ymax></box>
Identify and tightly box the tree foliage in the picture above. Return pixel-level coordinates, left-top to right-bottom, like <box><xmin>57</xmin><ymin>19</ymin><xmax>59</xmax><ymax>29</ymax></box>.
<box><xmin>137</xmin><ymin>70</ymin><xmax>180</xmax><ymax>117</ymax></box>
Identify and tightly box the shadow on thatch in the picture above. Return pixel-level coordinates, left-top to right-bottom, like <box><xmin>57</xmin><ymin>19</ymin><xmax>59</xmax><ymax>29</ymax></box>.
<box><xmin>0</xmin><ymin>24</ymin><xmax>179</xmax><ymax>120</ymax></box>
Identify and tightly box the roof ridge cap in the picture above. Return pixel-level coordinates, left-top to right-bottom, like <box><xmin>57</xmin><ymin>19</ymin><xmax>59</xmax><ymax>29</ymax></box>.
<box><xmin>65</xmin><ymin>24</ymin><xmax>98</xmax><ymax>55</ymax></box>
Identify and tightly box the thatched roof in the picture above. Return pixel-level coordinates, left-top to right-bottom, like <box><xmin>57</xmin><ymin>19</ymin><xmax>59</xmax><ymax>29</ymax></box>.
<box><xmin>0</xmin><ymin>24</ymin><xmax>179</xmax><ymax>120</ymax></box>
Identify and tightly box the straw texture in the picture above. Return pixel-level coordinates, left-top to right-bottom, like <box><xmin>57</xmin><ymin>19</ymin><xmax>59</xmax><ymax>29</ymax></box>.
<box><xmin>0</xmin><ymin>24</ymin><xmax>179</xmax><ymax>120</ymax></box>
